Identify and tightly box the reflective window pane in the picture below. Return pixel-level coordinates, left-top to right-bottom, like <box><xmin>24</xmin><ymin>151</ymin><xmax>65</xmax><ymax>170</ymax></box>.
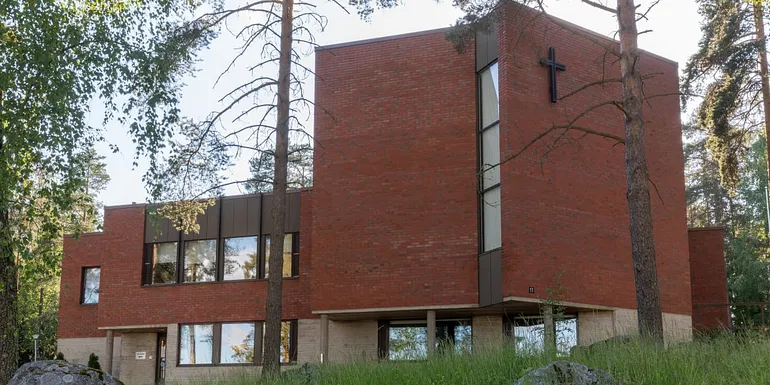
<box><xmin>483</xmin><ymin>187</ymin><xmax>502</xmax><ymax>251</ymax></box>
<box><xmin>264</xmin><ymin>234</ymin><xmax>294</xmax><ymax>278</ymax></box>
<box><xmin>221</xmin><ymin>323</ymin><xmax>255</xmax><ymax>364</ymax></box>
<box><xmin>480</xmin><ymin>63</ymin><xmax>499</xmax><ymax>127</ymax></box>
<box><xmin>184</xmin><ymin>240</ymin><xmax>217</xmax><ymax>282</ymax></box>
<box><xmin>280</xmin><ymin>321</ymin><xmax>292</xmax><ymax>363</ymax></box>
<box><xmin>481</xmin><ymin>124</ymin><xmax>500</xmax><ymax>188</ymax></box>
<box><xmin>82</xmin><ymin>267</ymin><xmax>100</xmax><ymax>304</ymax></box>
<box><xmin>152</xmin><ymin>242</ymin><xmax>178</xmax><ymax>284</ymax></box>
<box><xmin>179</xmin><ymin>324</ymin><xmax>214</xmax><ymax>365</ymax></box>
<box><xmin>389</xmin><ymin>325</ymin><xmax>427</xmax><ymax>360</ymax></box>
<box><xmin>223</xmin><ymin>237</ymin><xmax>258</xmax><ymax>280</ymax></box>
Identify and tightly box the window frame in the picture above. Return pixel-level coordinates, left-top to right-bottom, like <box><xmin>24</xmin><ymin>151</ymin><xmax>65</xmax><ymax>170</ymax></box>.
<box><xmin>377</xmin><ymin>319</ymin><xmax>473</xmax><ymax>361</ymax></box>
<box><xmin>261</xmin><ymin>232</ymin><xmax>300</xmax><ymax>279</ymax></box>
<box><xmin>221</xmin><ymin>236</ymin><xmax>260</xmax><ymax>282</ymax></box>
<box><xmin>182</xmin><ymin>238</ymin><xmax>219</xmax><ymax>284</ymax></box>
<box><xmin>80</xmin><ymin>266</ymin><xmax>101</xmax><ymax>305</ymax></box>
<box><xmin>143</xmin><ymin>231</ymin><xmax>300</xmax><ymax>286</ymax></box>
<box><xmin>176</xmin><ymin>320</ymin><xmax>297</xmax><ymax>367</ymax></box>
<box><xmin>477</xmin><ymin>60</ymin><xmax>502</xmax><ymax>253</ymax></box>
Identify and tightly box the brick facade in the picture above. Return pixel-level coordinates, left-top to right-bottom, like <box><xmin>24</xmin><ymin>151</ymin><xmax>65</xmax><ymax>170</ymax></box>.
<box><xmin>497</xmin><ymin>3</ymin><xmax>691</xmax><ymax>315</ymax></box>
<box><xmin>56</xmin><ymin>4</ymin><xmax>726</xmax><ymax>383</ymax></box>
<box><xmin>688</xmin><ymin>228</ymin><xmax>730</xmax><ymax>331</ymax></box>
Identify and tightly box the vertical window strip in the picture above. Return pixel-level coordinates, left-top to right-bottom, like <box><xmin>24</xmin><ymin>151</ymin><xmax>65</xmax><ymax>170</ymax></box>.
<box><xmin>479</xmin><ymin>62</ymin><xmax>502</xmax><ymax>252</ymax></box>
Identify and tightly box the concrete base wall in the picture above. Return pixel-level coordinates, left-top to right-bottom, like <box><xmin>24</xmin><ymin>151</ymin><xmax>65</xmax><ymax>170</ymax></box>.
<box><xmin>328</xmin><ymin>320</ymin><xmax>379</xmax><ymax>362</ymax></box>
<box><xmin>57</xmin><ymin>337</ymin><xmax>122</xmax><ymax>379</ymax></box>
<box><xmin>577</xmin><ymin>309</ymin><xmax>692</xmax><ymax>346</ymax></box>
<box><xmin>472</xmin><ymin>315</ymin><xmax>503</xmax><ymax>352</ymax></box>
<box><xmin>119</xmin><ymin>333</ymin><xmax>158</xmax><ymax>385</ymax></box>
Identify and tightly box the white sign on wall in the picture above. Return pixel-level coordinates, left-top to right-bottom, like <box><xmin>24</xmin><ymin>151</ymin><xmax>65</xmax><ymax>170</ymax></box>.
<box><xmin>135</xmin><ymin>352</ymin><xmax>146</xmax><ymax>360</ymax></box>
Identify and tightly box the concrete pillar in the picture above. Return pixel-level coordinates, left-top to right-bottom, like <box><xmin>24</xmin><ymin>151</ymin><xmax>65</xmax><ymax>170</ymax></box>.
<box><xmin>320</xmin><ymin>315</ymin><xmax>329</xmax><ymax>363</ymax></box>
<box><xmin>104</xmin><ymin>330</ymin><xmax>114</xmax><ymax>374</ymax></box>
<box><xmin>543</xmin><ymin>305</ymin><xmax>556</xmax><ymax>354</ymax></box>
<box><xmin>427</xmin><ymin>310</ymin><xmax>436</xmax><ymax>357</ymax></box>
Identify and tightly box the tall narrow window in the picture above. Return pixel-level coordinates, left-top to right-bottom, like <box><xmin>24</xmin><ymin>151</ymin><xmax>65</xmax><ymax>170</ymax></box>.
<box><xmin>263</xmin><ymin>234</ymin><xmax>296</xmax><ymax>278</ymax></box>
<box><xmin>479</xmin><ymin>62</ymin><xmax>501</xmax><ymax>251</ymax></box>
<box><xmin>184</xmin><ymin>239</ymin><xmax>217</xmax><ymax>282</ymax></box>
<box><xmin>223</xmin><ymin>237</ymin><xmax>258</xmax><ymax>280</ymax></box>
<box><xmin>152</xmin><ymin>242</ymin><xmax>178</xmax><ymax>284</ymax></box>
<box><xmin>81</xmin><ymin>267</ymin><xmax>101</xmax><ymax>305</ymax></box>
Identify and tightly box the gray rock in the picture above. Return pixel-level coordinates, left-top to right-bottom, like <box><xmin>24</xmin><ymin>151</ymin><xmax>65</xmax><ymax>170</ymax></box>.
<box><xmin>514</xmin><ymin>361</ymin><xmax>619</xmax><ymax>385</ymax></box>
<box><xmin>9</xmin><ymin>361</ymin><xmax>123</xmax><ymax>385</ymax></box>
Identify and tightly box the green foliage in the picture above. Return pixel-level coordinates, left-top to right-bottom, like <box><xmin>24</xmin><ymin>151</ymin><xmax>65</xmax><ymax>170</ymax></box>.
<box><xmin>685</xmin><ymin>121</ymin><xmax>770</xmax><ymax>327</ymax></box>
<box><xmin>17</xmin><ymin>279</ymin><xmax>60</xmax><ymax>364</ymax></box>
<box><xmin>87</xmin><ymin>353</ymin><xmax>101</xmax><ymax>371</ymax></box>
<box><xmin>682</xmin><ymin>0</ymin><xmax>763</xmax><ymax>190</ymax></box>
<box><xmin>190</xmin><ymin>335</ymin><xmax>770</xmax><ymax>385</ymax></box>
<box><xmin>246</xmin><ymin>143</ymin><xmax>313</xmax><ymax>194</ymax></box>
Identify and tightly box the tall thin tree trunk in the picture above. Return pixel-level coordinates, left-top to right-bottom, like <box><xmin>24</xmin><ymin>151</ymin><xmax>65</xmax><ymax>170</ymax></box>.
<box><xmin>262</xmin><ymin>0</ymin><xmax>293</xmax><ymax>375</ymax></box>
<box><xmin>617</xmin><ymin>0</ymin><xmax>664</xmax><ymax>343</ymax></box>
<box><xmin>0</xmin><ymin>90</ymin><xmax>18</xmax><ymax>382</ymax></box>
<box><xmin>755</xmin><ymin>3</ymin><xmax>770</xmax><ymax>178</ymax></box>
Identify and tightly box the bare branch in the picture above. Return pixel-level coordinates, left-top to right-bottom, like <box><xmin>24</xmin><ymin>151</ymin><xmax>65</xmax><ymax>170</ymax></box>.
<box><xmin>580</xmin><ymin>0</ymin><xmax>617</xmax><ymax>14</ymax></box>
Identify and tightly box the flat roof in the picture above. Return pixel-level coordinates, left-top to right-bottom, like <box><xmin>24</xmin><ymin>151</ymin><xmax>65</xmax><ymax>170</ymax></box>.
<box><xmin>315</xmin><ymin>9</ymin><xmax>676</xmax><ymax>67</ymax></box>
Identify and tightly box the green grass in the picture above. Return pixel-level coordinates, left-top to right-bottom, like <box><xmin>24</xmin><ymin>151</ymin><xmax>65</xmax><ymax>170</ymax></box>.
<box><xmin>189</xmin><ymin>335</ymin><xmax>770</xmax><ymax>385</ymax></box>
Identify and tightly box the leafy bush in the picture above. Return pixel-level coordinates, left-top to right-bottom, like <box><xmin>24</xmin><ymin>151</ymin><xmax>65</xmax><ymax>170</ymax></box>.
<box><xmin>87</xmin><ymin>353</ymin><xmax>101</xmax><ymax>370</ymax></box>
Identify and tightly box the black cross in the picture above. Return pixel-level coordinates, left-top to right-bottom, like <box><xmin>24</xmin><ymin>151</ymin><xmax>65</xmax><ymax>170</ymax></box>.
<box><xmin>540</xmin><ymin>47</ymin><xmax>566</xmax><ymax>103</ymax></box>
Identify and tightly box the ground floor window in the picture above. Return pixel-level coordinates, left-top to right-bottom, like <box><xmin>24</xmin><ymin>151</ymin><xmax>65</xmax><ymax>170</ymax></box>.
<box><xmin>378</xmin><ymin>319</ymin><xmax>472</xmax><ymax>360</ymax></box>
<box><xmin>503</xmin><ymin>315</ymin><xmax>577</xmax><ymax>354</ymax></box>
<box><xmin>178</xmin><ymin>320</ymin><xmax>297</xmax><ymax>366</ymax></box>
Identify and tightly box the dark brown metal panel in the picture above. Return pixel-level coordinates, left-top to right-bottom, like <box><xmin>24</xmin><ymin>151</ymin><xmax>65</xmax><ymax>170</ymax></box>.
<box><xmin>206</xmin><ymin>200</ymin><xmax>220</xmax><ymax>239</ymax></box>
<box><xmin>260</xmin><ymin>193</ymin><xmax>300</xmax><ymax>234</ymax></box>
<box><xmin>286</xmin><ymin>192</ymin><xmax>301</xmax><ymax>233</ymax></box>
<box><xmin>247</xmin><ymin>196</ymin><xmax>260</xmax><ymax>235</ymax></box>
<box><xmin>475</xmin><ymin>23</ymin><xmax>498</xmax><ymax>71</ymax></box>
<box><xmin>489</xmin><ymin>249</ymin><xmax>503</xmax><ymax>304</ymax></box>
<box><xmin>478</xmin><ymin>252</ymin><xmax>491</xmax><ymax>307</ymax></box>
<box><xmin>144</xmin><ymin>206</ymin><xmax>179</xmax><ymax>243</ymax></box>
<box><xmin>232</xmin><ymin>198</ymin><xmax>248</xmax><ymax>237</ymax></box>
<box><xmin>261</xmin><ymin>194</ymin><xmax>273</xmax><ymax>235</ymax></box>
<box><xmin>182</xmin><ymin>200</ymin><xmax>220</xmax><ymax>240</ymax></box>
<box><xmin>220</xmin><ymin>199</ymin><xmax>235</xmax><ymax>238</ymax></box>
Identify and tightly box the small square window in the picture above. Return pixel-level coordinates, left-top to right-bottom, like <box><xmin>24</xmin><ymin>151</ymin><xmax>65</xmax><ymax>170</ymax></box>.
<box><xmin>81</xmin><ymin>267</ymin><xmax>100</xmax><ymax>305</ymax></box>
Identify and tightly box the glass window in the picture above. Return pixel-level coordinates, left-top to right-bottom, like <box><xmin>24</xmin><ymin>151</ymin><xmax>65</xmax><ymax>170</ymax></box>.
<box><xmin>81</xmin><ymin>267</ymin><xmax>100</xmax><ymax>304</ymax></box>
<box><xmin>179</xmin><ymin>324</ymin><xmax>214</xmax><ymax>365</ymax></box>
<box><xmin>483</xmin><ymin>187</ymin><xmax>502</xmax><ymax>251</ymax></box>
<box><xmin>264</xmin><ymin>234</ymin><xmax>294</xmax><ymax>278</ymax></box>
<box><xmin>184</xmin><ymin>239</ymin><xmax>217</xmax><ymax>282</ymax></box>
<box><xmin>480</xmin><ymin>63</ymin><xmax>499</xmax><ymax>128</ymax></box>
<box><xmin>389</xmin><ymin>324</ymin><xmax>428</xmax><ymax>360</ymax></box>
<box><xmin>221</xmin><ymin>323</ymin><xmax>256</xmax><ymax>364</ymax></box>
<box><xmin>279</xmin><ymin>321</ymin><xmax>292</xmax><ymax>363</ymax></box>
<box><xmin>152</xmin><ymin>242</ymin><xmax>178</xmax><ymax>284</ymax></box>
<box><xmin>481</xmin><ymin>124</ymin><xmax>500</xmax><ymax>189</ymax></box>
<box><xmin>223</xmin><ymin>237</ymin><xmax>258</xmax><ymax>280</ymax></box>
<box><xmin>505</xmin><ymin>317</ymin><xmax>577</xmax><ymax>355</ymax></box>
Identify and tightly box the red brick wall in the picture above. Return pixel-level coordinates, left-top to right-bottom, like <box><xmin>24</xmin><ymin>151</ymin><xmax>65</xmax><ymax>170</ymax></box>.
<box><xmin>311</xmin><ymin>31</ymin><xmax>479</xmax><ymax>311</ymax></box>
<box><xmin>58</xmin><ymin>192</ymin><xmax>313</xmax><ymax>338</ymax></box>
<box><xmin>688</xmin><ymin>228</ymin><xmax>729</xmax><ymax>331</ymax></box>
<box><xmin>496</xmin><ymin>4</ymin><xmax>691</xmax><ymax>315</ymax></box>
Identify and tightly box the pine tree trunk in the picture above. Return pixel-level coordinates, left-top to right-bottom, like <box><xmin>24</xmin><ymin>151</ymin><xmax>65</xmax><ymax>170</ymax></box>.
<box><xmin>262</xmin><ymin>0</ymin><xmax>293</xmax><ymax>375</ymax></box>
<box><xmin>617</xmin><ymin>0</ymin><xmax>664</xmax><ymax>343</ymax></box>
<box><xmin>754</xmin><ymin>3</ymin><xmax>770</xmax><ymax>208</ymax></box>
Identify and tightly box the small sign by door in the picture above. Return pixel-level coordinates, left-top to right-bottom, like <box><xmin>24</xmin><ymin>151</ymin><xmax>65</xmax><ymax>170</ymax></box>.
<box><xmin>135</xmin><ymin>352</ymin><xmax>146</xmax><ymax>360</ymax></box>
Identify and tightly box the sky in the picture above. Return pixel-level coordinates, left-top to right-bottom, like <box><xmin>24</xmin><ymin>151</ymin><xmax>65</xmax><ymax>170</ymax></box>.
<box><xmin>93</xmin><ymin>0</ymin><xmax>703</xmax><ymax>206</ymax></box>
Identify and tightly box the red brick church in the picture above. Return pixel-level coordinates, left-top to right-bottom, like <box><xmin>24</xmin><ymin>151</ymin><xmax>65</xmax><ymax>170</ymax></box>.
<box><xmin>57</xmin><ymin>3</ymin><xmax>728</xmax><ymax>384</ymax></box>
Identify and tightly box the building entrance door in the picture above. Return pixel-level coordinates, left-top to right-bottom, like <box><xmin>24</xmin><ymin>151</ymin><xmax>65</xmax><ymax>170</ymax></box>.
<box><xmin>156</xmin><ymin>332</ymin><xmax>167</xmax><ymax>384</ymax></box>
